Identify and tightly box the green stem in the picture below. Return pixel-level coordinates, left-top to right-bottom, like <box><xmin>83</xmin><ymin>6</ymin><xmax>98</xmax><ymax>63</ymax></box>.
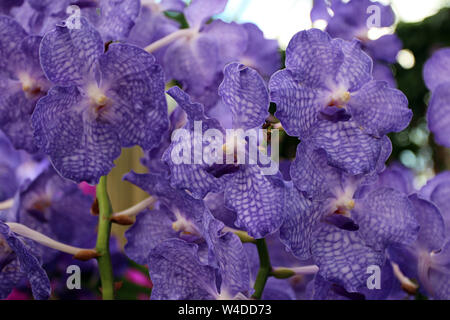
<box><xmin>95</xmin><ymin>176</ymin><xmax>115</xmax><ymax>300</ymax></box>
<box><xmin>251</xmin><ymin>239</ymin><xmax>272</xmax><ymax>299</ymax></box>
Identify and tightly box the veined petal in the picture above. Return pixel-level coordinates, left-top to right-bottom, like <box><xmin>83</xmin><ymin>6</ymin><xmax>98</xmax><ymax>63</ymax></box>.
<box><xmin>307</xmin><ymin>120</ymin><xmax>383</xmax><ymax>175</ymax></box>
<box><xmin>240</xmin><ymin>23</ymin><xmax>281</xmax><ymax>79</ymax></box>
<box><xmin>0</xmin><ymin>15</ymin><xmax>27</xmax><ymax>74</ymax></box>
<box><xmin>203</xmin><ymin>20</ymin><xmax>248</xmax><ymax>66</ymax></box>
<box><xmin>163</xmin><ymin>34</ymin><xmax>220</xmax><ymax>95</ymax></box>
<box><xmin>349</xmin><ymin>80</ymin><xmax>411</xmax><ymax>137</ymax></box>
<box><xmin>352</xmin><ymin>188</ymin><xmax>419</xmax><ymax>250</ymax></box>
<box><xmin>270</xmin><ymin>69</ymin><xmax>328</xmax><ymax>137</ymax></box>
<box><xmin>98</xmin><ymin>43</ymin><xmax>168</xmax><ymax>150</ymax></box>
<box><xmin>82</xmin><ymin>0</ymin><xmax>140</xmax><ymax>41</ymax></box>
<box><xmin>219</xmin><ymin>63</ymin><xmax>269</xmax><ymax>130</ymax></box>
<box><xmin>0</xmin><ymin>222</ymin><xmax>50</xmax><ymax>300</ymax></box>
<box><xmin>125</xmin><ymin>208</ymin><xmax>177</xmax><ymax>265</ymax></box>
<box><xmin>203</xmin><ymin>212</ymin><xmax>251</xmax><ymax>298</ymax></box>
<box><xmin>224</xmin><ymin>166</ymin><xmax>285</xmax><ymax>238</ymax></box>
<box><xmin>290</xmin><ymin>143</ymin><xmax>343</xmax><ymax>200</ymax></box>
<box><xmin>427</xmin><ymin>82</ymin><xmax>450</xmax><ymax>147</ymax></box>
<box><xmin>409</xmin><ymin>194</ymin><xmax>445</xmax><ymax>252</ymax></box>
<box><xmin>311</xmin><ymin>223</ymin><xmax>385</xmax><ymax>293</ymax></box>
<box><xmin>39</xmin><ymin>17</ymin><xmax>103</xmax><ymax>87</ymax></box>
<box><xmin>162</xmin><ymin>87</ymin><xmax>227</xmax><ymax>199</ymax></box>
<box><xmin>279</xmin><ymin>184</ymin><xmax>320</xmax><ymax>260</ymax></box>
<box><xmin>31</xmin><ymin>86</ymin><xmax>121</xmax><ymax>184</ymax></box>
<box><xmin>284</xmin><ymin>29</ymin><xmax>344</xmax><ymax>88</ymax></box>
<box><xmin>148</xmin><ymin>239</ymin><xmax>217</xmax><ymax>300</ymax></box>
<box><xmin>333</xmin><ymin>38</ymin><xmax>373</xmax><ymax>92</ymax></box>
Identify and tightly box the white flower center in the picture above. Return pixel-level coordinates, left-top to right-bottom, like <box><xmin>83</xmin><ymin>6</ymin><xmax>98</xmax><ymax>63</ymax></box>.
<box><xmin>331</xmin><ymin>184</ymin><xmax>356</xmax><ymax>216</ymax></box>
<box><xmin>327</xmin><ymin>87</ymin><xmax>351</xmax><ymax>108</ymax></box>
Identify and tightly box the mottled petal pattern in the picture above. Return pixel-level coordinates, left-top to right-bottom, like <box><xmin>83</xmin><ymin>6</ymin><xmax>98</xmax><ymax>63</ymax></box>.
<box><xmin>349</xmin><ymin>81</ymin><xmax>411</xmax><ymax>137</ymax></box>
<box><xmin>270</xmin><ymin>69</ymin><xmax>328</xmax><ymax>137</ymax></box>
<box><xmin>203</xmin><ymin>21</ymin><xmax>248</xmax><ymax>66</ymax></box>
<box><xmin>203</xmin><ymin>212</ymin><xmax>251</xmax><ymax>298</ymax></box>
<box><xmin>32</xmin><ymin>86</ymin><xmax>121</xmax><ymax>184</ymax></box>
<box><xmin>290</xmin><ymin>143</ymin><xmax>343</xmax><ymax>200</ymax></box>
<box><xmin>0</xmin><ymin>15</ymin><xmax>27</xmax><ymax>73</ymax></box>
<box><xmin>240</xmin><ymin>23</ymin><xmax>281</xmax><ymax>79</ymax></box>
<box><xmin>279</xmin><ymin>184</ymin><xmax>320</xmax><ymax>260</ymax></box>
<box><xmin>148</xmin><ymin>239</ymin><xmax>217</xmax><ymax>300</ymax></box>
<box><xmin>284</xmin><ymin>29</ymin><xmax>344</xmax><ymax>87</ymax></box>
<box><xmin>311</xmin><ymin>223</ymin><xmax>385</xmax><ymax>292</ymax></box>
<box><xmin>409</xmin><ymin>194</ymin><xmax>445</xmax><ymax>252</ymax></box>
<box><xmin>429</xmin><ymin>181</ymin><xmax>450</xmax><ymax>232</ymax></box>
<box><xmin>163</xmin><ymin>35</ymin><xmax>219</xmax><ymax>96</ymax></box>
<box><xmin>352</xmin><ymin>188</ymin><xmax>419</xmax><ymax>249</ymax></box>
<box><xmin>307</xmin><ymin>120</ymin><xmax>382</xmax><ymax>175</ymax></box>
<box><xmin>125</xmin><ymin>208</ymin><xmax>177</xmax><ymax>265</ymax></box>
<box><xmin>333</xmin><ymin>38</ymin><xmax>372</xmax><ymax>92</ymax></box>
<box><xmin>163</xmin><ymin>87</ymin><xmax>227</xmax><ymax>199</ymax></box>
<box><xmin>98</xmin><ymin>43</ymin><xmax>168</xmax><ymax>149</ymax></box>
<box><xmin>0</xmin><ymin>222</ymin><xmax>51</xmax><ymax>300</ymax></box>
<box><xmin>39</xmin><ymin>17</ymin><xmax>103</xmax><ymax>87</ymax></box>
<box><xmin>224</xmin><ymin>166</ymin><xmax>285</xmax><ymax>238</ymax></box>
<box><xmin>82</xmin><ymin>0</ymin><xmax>140</xmax><ymax>41</ymax></box>
<box><xmin>219</xmin><ymin>63</ymin><xmax>269</xmax><ymax>130</ymax></box>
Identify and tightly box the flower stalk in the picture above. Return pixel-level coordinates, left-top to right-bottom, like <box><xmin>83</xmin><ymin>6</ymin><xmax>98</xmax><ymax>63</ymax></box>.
<box><xmin>223</xmin><ymin>226</ymin><xmax>256</xmax><ymax>244</ymax></box>
<box><xmin>145</xmin><ymin>28</ymin><xmax>196</xmax><ymax>53</ymax></box>
<box><xmin>110</xmin><ymin>196</ymin><xmax>157</xmax><ymax>225</ymax></box>
<box><xmin>95</xmin><ymin>176</ymin><xmax>115</xmax><ymax>300</ymax></box>
<box><xmin>6</xmin><ymin>222</ymin><xmax>98</xmax><ymax>260</ymax></box>
<box><xmin>0</xmin><ymin>198</ymin><xmax>14</xmax><ymax>211</ymax></box>
<box><xmin>251</xmin><ymin>238</ymin><xmax>272</xmax><ymax>299</ymax></box>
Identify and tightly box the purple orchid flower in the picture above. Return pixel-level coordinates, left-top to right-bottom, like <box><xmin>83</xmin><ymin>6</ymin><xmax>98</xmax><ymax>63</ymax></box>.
<box><xmin>269</xmin><ymin>29</ymin><xmax>411</xmax><ymax>175</ymax></box>
<box><xmin>419</xmin><ymin>171</ymin><xmax>450</xmax><ymax>235</ymax></box>
<box><xmin>12</xmin><ymin>165</ymin><xmax>97</xmax><ymax>261</ymax></box>
<box><xmin>123</xmin><ymin>172</ymin><xmax>251</xmax><ymax>300</ymax></box>
<box><xmin>0</xmin><ymin>221</ymin><xmax>51</xmax><ymax>300</ymax></box>
<box><xmin>388</xmin><ymin>194</ymin><xmax>450</xmax><ymax>299</ymax></box>
<box><xmin>22</xmin><ymin>0</ymin><xmax>140</xmax><ymax>40</ymax></box>
<box><xmin>0</xmin><ymin>15</ymin><xmax>51</xmax><ymax>153</ymax></box>
<box><xmin>32</xmin><ymin>17</ymin><xmax>168</xmax><ymax>184</ymax></box>
<box><xmin>280</xmin><ymin>141</ymin><xmax>418</xmax><ymax>261</ymax></box>
<box><xmin>127</xmin><ymin>0</ymin><xmax>185</xmax><ymax>72</ymax></box>
<box><xmin>161</xmin><ymin>0</ymin><xmax>280</xmax><ymax>110</ymax></box>
<box><xmin>161</xmin><ymin>64</ymin><xmax>285</xmax><ymax>238</ymax></box>
<box><xmin>123</xmin><ymin>171</ymin><xmax>211</xmax><ymax>265</ymax></box>
<box><xmin>310</xmin><ymin>0</ymin><xmax>401</xmax><ymax>85</ymax></box>
<box><xmin>423</xmin><ymin>48</ymin><xmax>450</xmax><ymax>147</ymax></box>
<box><xmin>310</xmin><ymin>260</ymin><xmax>394</xmax><ymax>300</ymax></box>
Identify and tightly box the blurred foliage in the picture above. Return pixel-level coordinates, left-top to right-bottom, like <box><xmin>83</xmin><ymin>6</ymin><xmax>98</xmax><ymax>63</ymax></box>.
<box><xmin>391</xmin><ymin>8</ymin><xmax>450</xmax><ymax>172</ymax></box>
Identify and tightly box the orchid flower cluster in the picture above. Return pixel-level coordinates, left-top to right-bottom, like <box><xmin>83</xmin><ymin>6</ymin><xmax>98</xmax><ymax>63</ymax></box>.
<box><xmin>0</xmin><ymin>0</ymin><xmax>449</xmax><ymax>301</ymax></box>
